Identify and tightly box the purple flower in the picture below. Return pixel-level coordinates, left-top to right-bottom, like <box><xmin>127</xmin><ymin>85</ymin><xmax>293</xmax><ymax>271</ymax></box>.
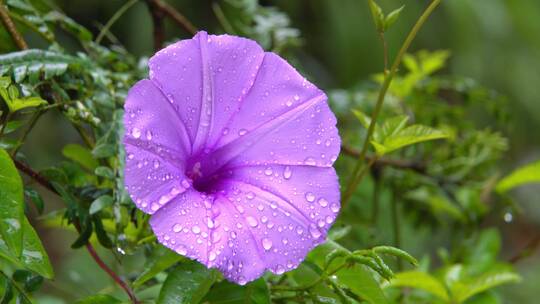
<box><xmin>123</xmin><ymin>31</ymin><xmax>341</xmax><ymax>284</ymax></box>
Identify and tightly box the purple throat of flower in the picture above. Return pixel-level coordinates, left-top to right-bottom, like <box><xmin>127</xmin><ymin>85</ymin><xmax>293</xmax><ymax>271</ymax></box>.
<box><xmin>123</xmin><ymin>31</ymin><xmax>341</xmax><ymax>285</ymax></box>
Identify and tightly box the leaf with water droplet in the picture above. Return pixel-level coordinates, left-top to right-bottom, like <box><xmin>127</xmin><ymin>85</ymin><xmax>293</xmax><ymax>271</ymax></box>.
<box><xmin>0</xmin><ymin>148</ymin><xmax>24</xmax><ymax>257</ymax></box>
<box><xmin>157</xmin><ymin>260</ymin><xmax>217</xmax><ymax>304</ymax></box>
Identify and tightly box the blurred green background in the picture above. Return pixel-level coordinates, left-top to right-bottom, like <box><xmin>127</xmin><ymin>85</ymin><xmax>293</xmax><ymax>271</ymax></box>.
<box><xmin>12</xmin><ymin>0</ymin><xmax>539</xmax><ymax>302</ymax></box>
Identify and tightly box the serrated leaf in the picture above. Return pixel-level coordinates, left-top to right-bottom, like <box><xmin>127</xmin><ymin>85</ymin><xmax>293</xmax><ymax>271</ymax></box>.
<box><xmin>496</xmin><ymin>159</ymin><xmax>540</xmax><ymax>193</ymax></box>
<box><xmin>202</xmin><ymin>279</ymin><xmax>270</xmax><ymax>304</ymax></box>
<box><xmin>0</xmin><ymin>49</ymin><xmax>83</xmax><ymax>84</ymax></box>
<box><xmin>383</xmin><ymin>271</ymin><xmax>449</xmax><ymax>301</ymax></box>
<box><xmin>452</xmin><ymin>270</ymin><xmax>521</xmax><ymax>303</ymax></box>
<box><xmin>384</xmin><ymin>6</ymin><xmax>404</xmax><ymax>31</ymax></box>
<box><xmin>62</xmin><ymin>144</ymin><xmax>99</xmax><ymax>171</ymax></box>
<box><xmin>157</xmin><ymin>261</ymin><xmax>217</xmax><ymax>304</ymax></box>
<box><xmin>133</xmin><ymin>245</ymin><xmax>184</xmax><ymax>288</ymax></box>
<box><xmin>0</xmin><ymin>149</ymin><xmax>24</xmax><ymax>257</ymax></box>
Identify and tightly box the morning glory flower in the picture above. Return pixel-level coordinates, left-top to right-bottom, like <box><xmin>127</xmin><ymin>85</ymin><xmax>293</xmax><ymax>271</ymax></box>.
<box><xmin>123</xmin><ymin>31</ymin><xmax>341</xmax><ymax>284</ymax></box>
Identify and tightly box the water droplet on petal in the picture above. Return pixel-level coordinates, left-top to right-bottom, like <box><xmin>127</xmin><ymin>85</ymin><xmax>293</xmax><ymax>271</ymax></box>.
<box><xmin>275</xmin><ymin>265</ymin><xmax>285</xmax><ymax>274</ymax></box>
<box><xmin>318</xmin><ymin>198</ymin><xmax>328</xmax><ymax>207</ymax></box>
<box><xmin>309</xmin><ymin>226</ymin><xmax>321</xmax><ymax>239</ymax></box>
<box><xmin>173</xmin><ymin>223</ymin><xmax>182</xmax><ymax>233</ymax></box>
<box><xmin>305</xmin><ymin>192</ymin><xmax>315</xmax><ymax>202</ymax></box>
<box><xmin>238</xmin><ymin>129</ymin><xmax>247</xmax><ymax>136</ymax></box>
<box><xmin>331</xmin><ymin>203</ymin><xmax>340</xmax><ymax>213</ymax></box>
<box><xmin>132</xmin><ymin>128</ymin><xmax>141</xmax><ymax>139</ymax></box>
<box><xmin>153</xmin><ymin>160</ymin><xmax>160</xmax><ymax>169</ymax></box>
<box><xmin>246</xmin><ymin>216</ymin><xmax>258</xmax><ymax>227</ymax></box>
<box><xmin>293</xmin><ymin>94</ymin><xmax>300</xmax><ymax>101</ymax></box>
<box><xmin>283</xmin><ymin>166</ymin><xmax>292</xmax><ymax>179</ymax></box>
<box><xmin>192</xmin><ymin>226</ymin><xmax>201</xmax><ymax>234</ymax></box>
<box><xmin>262</xmin><ymin>238</ymin><xmax>273</xmax><ymax>250</ymax></box>
<box><xmin>304</xmin><ymin>157</ymin><xmax>316</xmax><ymax>165</ymax></box>
<box><xmin>176</xmin><ymin>245</ymin><xmax>187</xmax><ymax>255</ymax></box>
<box><xmin>264</xmin><ymin>167</ymin><xmax>273</xmax><ymax>176</ymax></box>
<box><xmin>146</xmin><ymin>130</ymin><xmax>153</xmax><ymax>140</ymax></box>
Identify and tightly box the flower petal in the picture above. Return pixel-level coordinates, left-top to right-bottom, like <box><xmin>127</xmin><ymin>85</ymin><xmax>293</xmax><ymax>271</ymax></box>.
<box><xmin>124</xmin><ymin>80</ymin><xmax>191</xmax><ymax>214</ymax></box>
<box><xmin>150</xmin><ymin>189</ymin><xmax>213</xmax><ymax>263</ymax></box>
<box><xmin>148</xmin><ymin>32</ymin><xmax>264</xmax><ymax>154</ymax></box>
<box><xmin>208</xmin><ymin>165</ymin><xmax>340</xmax><ymax>284</ymax></box>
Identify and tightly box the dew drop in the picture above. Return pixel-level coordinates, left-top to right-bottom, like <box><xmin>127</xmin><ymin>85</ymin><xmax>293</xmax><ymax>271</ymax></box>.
<box><xmin>209</xmin><ymin>251</ymin><xmax>217</xmax><ymax>261</ymax></box>
<box><xmin>264</xmin><ymin>167</ymin><xmax>273</xmax><ymax>176</ymax></box>
<box><xmin>262</xmin><ymin>238</ymin><xmax>273</xmax><ymax>250</ymax></box>
<box><xmin>304</xmin><ymin>157</ymin><xmax>316</xmax><ymax>165</ymax></box>
<box><xmin>173</xmin><ymin>223</ymin><xmax>182</xmax><ymax>233</ymax></box>
<box><xmin>222</xmin><ymin>128</ymin><xmax>229</xmax><ymax>135</ymax></box>
<box><xmin>283</xmin><ymin>166</ymin><xmax>292</xmax><ymax>179</ymax></box>
<box><xmin>192</xmin><ymin>226</ymin><xmax>201</xmax><ymax>234</ymax></box>
<box><xmin>285</xmin><ymin>100</ymin><xmax>293</xmax><ymax>107</ymax></box>
<box><xmin>330</xmin><ymin>203</ymin><xmax>340</xmax><ymax>213</ymax></box>
<box><xmin>238</xmin><ymin>129</ymin><xmax>247</xmax><ymax>136</ymax></box>
<box><xmin>131</xmin><ymin>128</ymin><xmax>141</xmax><ymax>139</ymax></box>
<box><xmin>146</xmin><ymin>130</ymin><xmax>153</xmax><ymax>140</ymax></box>
<box><xmin>275</xmin><ymin>264</ymin><xmax>285</xmax><ymax>275</ymax></box>
<box><xmin>153</xmin><ymin>160</ymin><xmax>160</xmax><ymax>169</ymax></box>
<box><xmin>309</xmin><ymin>226</ymin><xmax>321</xmax><ymax>239</ymax></box>
<box><xmin>238</xmin><ymin>276</ymin><xmax>247</xmax><ymax>285</ymax></box>
<box><xmin>305</xmin><ymin>192</ymin><xmax>316</xmax><ymax>203</ymax></box>
<box><xmin>293</xmin><ymin>94</ymin><xmax>300</xmax><ymax>101</ymax></box>
<box><xmin>176</xmin><ymin>245</ymin><xmax>187</xmax><ymax>255</ymax></box>
<box><xmin>318</xmin><ymin>198</ymin><xmax>328</xmax><ymax>207</ymax></box>
<box><xmin>246</xmin><ymin>216</ymin><xmax>258</xmax><ymax>227</ymax></box>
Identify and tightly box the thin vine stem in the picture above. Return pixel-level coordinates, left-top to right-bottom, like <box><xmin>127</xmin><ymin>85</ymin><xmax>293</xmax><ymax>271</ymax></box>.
<box><xmin>0</xmin><ymin>2</ymin><xmax>28</xmax><ymax>49</ymax></box>
<box><xmin>342</xmin><ymin>0</ymin><xmax>442</xmax><ymax>207</ymax></box>
<box><xmin>95</xmin><ymin>0</ymin><xmax>139</xmax><ymax>44</ymax></box>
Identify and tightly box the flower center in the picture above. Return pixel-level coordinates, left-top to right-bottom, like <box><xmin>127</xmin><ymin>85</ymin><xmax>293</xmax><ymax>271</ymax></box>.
<box><xmin>185</xmin><ymin>155</ymin><xmax>221</xmax><ymax>194</ymax></box>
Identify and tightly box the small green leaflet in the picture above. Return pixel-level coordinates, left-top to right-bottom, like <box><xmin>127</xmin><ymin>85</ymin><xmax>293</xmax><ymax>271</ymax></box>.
<box><xmin>383</xmin><ymin>271</ymin><xmax>449</xmax><ymax>301</ymax></box>
<box><xmin>157</xmin><ymin>261</ymin><xmax>217</xmax><ymax>304</ymax></box>
<box><xmin>353</xmin><ymin>111</ymin><xmax>449</xmax><ymax>156</ymax></box>
<box><xmin>496</xmin><ymin>159</ymin><xmax>540</xmax><ymax>193</ymax></box>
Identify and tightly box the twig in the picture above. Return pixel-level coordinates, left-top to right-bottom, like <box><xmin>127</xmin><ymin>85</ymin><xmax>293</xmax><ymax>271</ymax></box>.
<box><xmin>13</xmin><ymin>158</ymin><xmax>139</xmax><ymax>303</ymax></box>
<box><xmin>342</xmin><ymin>0</ymin><xmax>442</xmax><ymax>206</ymax></box>
<box><xmin>95</xmin><ymin>0</ymin><xmax>139</xmax><ymax>44</ymax></box>
<box><xmin>145</xmin><ymin>0</ymin><xmax>165</xmax><ymax>51</ymax></box>
<box><xmin>0</xmin><ymin>2</ymin><xmax>28</xmax><ymax>49</ymax></box>
<box><xmin>341</xmin><ymin>144</ymin><xmax>426</xmax><ymax>173</ymax></box>
<box><xmin>509</xmin><ymin>235</ymin><xmax>540</xmax><ymax>264</ymax></box>
<box><xmin>145</xmin><ymin>0</ymin><xmax>197</xmax><ymax>35</ymax></box>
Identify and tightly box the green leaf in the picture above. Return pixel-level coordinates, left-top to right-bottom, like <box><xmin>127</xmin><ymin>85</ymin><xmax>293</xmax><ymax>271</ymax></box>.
<box><xmin>336</xmin><ymin>264</ymin><xmax>389</xmax><ymax>304</ymax></box>
<box><xmin>89</xmin><ymin>195</ymin><xmax>113</xmax><ymax>215</ymax></box>
<box><xmin>496</xmin><ymin>159</ymin><xmax>540</xmax><ymax>193</ymax></box>
<box><xmin>157</xmin><ymin>261</ymin><xmax>217</xmax><ymax>304</ymax></box>
<box><xmin>452</xmin><ymin>270</ymin><xmax>521</xmax><ymax>303</ymax></box>
<box><xmin>3</xmin><ymin>120</ymin><xmax>25</xmax><ymax>134</ymax></box>
<box><xmin>5</xmin><ymin>96</ymin><xmax>47</xmax><ymax>113</ymax></box>
<box><xmin>0</xmin><ymin>216</ymin><xmax>54</xmax><ymax>279</ymax></box>
<box><xmin>62</xmin><ymin>144</ymin><xmax>99</xmax><ymax>171</ymax></box>
<box><xmin>202</xmin><ymin>279</ymin><xmax>270</xmax><ymax>304</ymax></box>
<box><xmin>384</xmin><ymin>6</ymin><xmax>404</xmax><ymax>31</ymax></box>
<box><xmin>383</xmin><ymin>271</ymin><xmax>449</xmax><ymax>301</ymax></box>
<box><xmin>24</xmin><ymin>188</ymin><xmax>44</xmax><ymax>214</ymax></box>
<box><xmin>0</xmin><ymin>148</ymin><xmax>24</xmax><ymax>257</ymax></box>
<box><xmin>74</xmin><ymin>295</ymin><xmax>122</xmax><ymax>304</ymax></box>
<box><xmin>133</xmin><ymin>245</ymin><xmax>184</xmax><ymax>288</ymax></box>
<box><xmin>94</xmin><ymin>166</ymin><xmax>114</xmax><ymax>179</ymax></box>
<box><xmin>372</xmin><ymin>124</ymin><xmax>449</xmax><ymax>155</ymax></box>
<box><xmin>367</xmin><ymin>0</ymin><xmax>385</xmax><ymax>32</ymax></box>
<box><xmin>0</xmin><ymin>49</ymin><xmax>81</xmax><ymax>84</ymax></box>
<box><xmin>352</xmin><ymin>109</ymin><xmax>372</xmax><ymax>130</ymax></box>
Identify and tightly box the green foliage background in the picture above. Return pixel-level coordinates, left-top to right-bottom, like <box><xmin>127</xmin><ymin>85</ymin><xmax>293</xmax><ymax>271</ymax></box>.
<box><xmin>1</xmin><ymin>0</ymin><xmax>540</xmax><ymax>303</ymax></box>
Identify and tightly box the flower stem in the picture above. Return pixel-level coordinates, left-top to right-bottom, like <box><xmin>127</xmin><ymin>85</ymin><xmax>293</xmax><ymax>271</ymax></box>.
<box><xmin>0</xmin><ymin>2</ymin><xmax>28</xmax><ymax>49</ymax></box>
<box><xmin>342</xmin><ymin>0</ymin><xmax>442</xmax><ymax>207</ymax></box>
